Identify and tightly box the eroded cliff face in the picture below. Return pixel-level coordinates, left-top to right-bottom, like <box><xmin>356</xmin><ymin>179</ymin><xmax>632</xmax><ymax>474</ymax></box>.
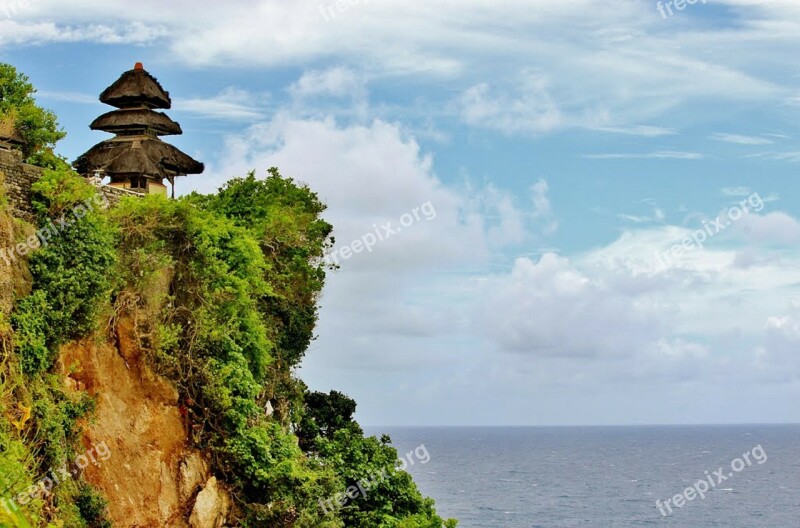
<box><xmin>60</xmin><ymin>317</ymin><xmax>231</xmax><ymax>528</ymax></box>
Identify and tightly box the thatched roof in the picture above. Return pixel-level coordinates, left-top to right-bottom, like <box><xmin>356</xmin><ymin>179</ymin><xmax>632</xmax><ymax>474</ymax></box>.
<box><xmin>74</xmin><ymin>136</ymin><xmax>204</xmax><ymax>178</ymax></box>
<box><xmin>99</xmin><ymin>63</ymin><xmax>172</xmax><ymax>109</ymax></box>
<box><xmin>91</xmin><ymin>108</ymin><xmax>183</xmax><ymax>136</ymax></box>
<box><xmin>0</xmin><ymin>115</ymin><xmax>24</xmax><ymax>145</ymax></box>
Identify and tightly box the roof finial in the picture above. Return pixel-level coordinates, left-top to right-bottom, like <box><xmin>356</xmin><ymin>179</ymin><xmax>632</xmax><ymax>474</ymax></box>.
<box><xmin>134</xmin><ymin>62</ymin><xmax>144</xmax><ymax>71</ymax></box>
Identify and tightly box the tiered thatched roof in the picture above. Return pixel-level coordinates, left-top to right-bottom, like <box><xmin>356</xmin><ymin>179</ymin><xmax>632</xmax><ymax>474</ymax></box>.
<box><xmin>74</xmin><ymin>136</ymin><xmax>204</xmax><ymax>178</ymax></box>
<box><xmin>91</xmin><ymin>108</ymin><xmax>183</xmax><ymax>136</ymax></box>
<box><xmin>99</xmin><ymin>63</ymin><xmax>172</xmax><ymax>109</ymax></box>
<box><xmin>74</xmin><ymin>63</ymin><xmax>203</xmax><ymax>186</ymax></box>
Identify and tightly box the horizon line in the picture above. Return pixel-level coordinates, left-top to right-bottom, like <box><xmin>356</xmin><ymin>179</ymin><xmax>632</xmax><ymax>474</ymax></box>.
<box><xmin>364</xmin><ymin>422</ymin><xmax>800</xmax><ymax>428</ymax></box>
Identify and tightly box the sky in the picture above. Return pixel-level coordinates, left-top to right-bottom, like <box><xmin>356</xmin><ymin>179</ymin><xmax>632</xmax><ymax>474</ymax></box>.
<box><xmin>2</xmin><ymin>0</ymin><xmax>800</xmax><ymax>426</ymax></box>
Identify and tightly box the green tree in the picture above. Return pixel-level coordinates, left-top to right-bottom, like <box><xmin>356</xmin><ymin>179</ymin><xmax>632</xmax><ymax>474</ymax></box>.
<box><xmin>297</xmin><ymin>390</ymin><xmax>358</xmax><ymax>451</ymax></box>
<box><xmin>315</xmin><ymin>424</ymin><xmax>457</xmax><ymax>528</ymax></box>
<box><xmin>192</xmin><ymin>168</ymin><xmax>335</xmax><ymax>369</ymax></box>
<box><xmin>0</xmin><ymin>63</ymin><xmax>67</xmax><ymax>169</ymax></box>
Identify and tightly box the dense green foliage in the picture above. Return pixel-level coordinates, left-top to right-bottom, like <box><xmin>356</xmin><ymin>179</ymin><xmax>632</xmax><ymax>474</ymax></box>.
<box><xmin>110</xmin><ymin>171</ymin><xmax>455</xmax><ymax>527</ymax></box>
<box><xmin>193</xmin><ymin>169</ymin><xmax>334</xmax><ymax>369</ymax></box>
<box><xmin>297</xmin><ymin>390</ymin><xmax>357</xmax><ymax>451</ymax></box>
<box><xmin>0</xmin><ymin>64</ymin><xmax>456</xmax><ymax>528</ymax></box>
<box><xmin>11</xmin><ymin>169</ymin><xmax>116</xmax><ymax>375</ymax></box>
<box><xmin>0</xmin><ymin>64</ymin><xmax>67</xmax><ymax>169</ymax></box>
<box><xmin>2</xmin><ymin>168</ymin><xmax>114</xmax><ymax>527</ymax></box>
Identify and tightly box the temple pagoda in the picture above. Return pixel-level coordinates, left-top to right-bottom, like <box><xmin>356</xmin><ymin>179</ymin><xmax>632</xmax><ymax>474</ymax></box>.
<box><xmin>74</xmin><ymin>62</ymin><xmax>203</xmax><ymax>196</ymax></box>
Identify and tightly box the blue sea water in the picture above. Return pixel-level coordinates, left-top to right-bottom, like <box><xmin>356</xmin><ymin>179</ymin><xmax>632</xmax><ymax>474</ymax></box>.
<box><xmin>367</xmin><ymin>425</ymin><xmax>800</xmax><ymax>527</ymax></box>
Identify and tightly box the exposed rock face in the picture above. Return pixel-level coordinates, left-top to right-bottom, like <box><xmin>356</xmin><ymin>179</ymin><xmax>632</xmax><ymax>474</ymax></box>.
<box><xmin>60</xmin><ymin>317</ymin><xmax>231</xmax><ymax>527</ymax></box>
<box><xmin>179</xmin><ymin>452</ymin><xmax>209</xmax><ymax>503</ymax></box>
<box><xmin>189</xmin><ymin>477</ymin><xmax>231</xmax><ymax>528</ymax></box>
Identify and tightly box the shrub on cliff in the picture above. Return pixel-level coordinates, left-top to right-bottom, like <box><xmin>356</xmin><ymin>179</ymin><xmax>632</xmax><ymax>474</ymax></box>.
<box><xmin>1</xmin><ymin>169</ymin><xmax>109</xmax><ymax>527</ymax></box>
<box><xmin>110</xmin><ymin>170</ymin><xmax>455</xmax><ymax>527</ymax></box>
<box><xmin>10</xmin><ymin>168</ymin><xmax>116</xmax><ymax>375</ymax></box>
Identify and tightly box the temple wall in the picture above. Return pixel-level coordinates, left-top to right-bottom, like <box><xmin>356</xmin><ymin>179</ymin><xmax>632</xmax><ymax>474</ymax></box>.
<box><xmin>0</xmin><ymin>148</ymin><xmax>142</xmax><ymax>222</ymax></box>
<box><xmin>0</xmin><ymin>148</ymin><xmax>43</xmax><ymax>223</ymax></box>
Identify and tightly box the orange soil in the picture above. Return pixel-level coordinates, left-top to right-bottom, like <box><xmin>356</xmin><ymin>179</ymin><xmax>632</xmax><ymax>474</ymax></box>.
<box><xmin>61</xmin><ymin>318</ymin><xmax>203</xmax><ymax>528</ymax></box>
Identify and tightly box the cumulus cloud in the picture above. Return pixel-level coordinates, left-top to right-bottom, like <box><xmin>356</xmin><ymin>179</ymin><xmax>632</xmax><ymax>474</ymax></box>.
<box><xmin>458</xmin><ymin>76</ymin><xmax>563</xmax><ymax>135</ymax></box>
<box><xmin>474</xmin><ymin>223</ymin><xmax>800</xmax><ymax>388</ymax></box>
<box><xmin>478</xmin><ymin>254</ymin><xmax>665</xmax><ymax>359</ymax></box>
<box><xmin>288</xmin><ymin>67</ymin><xmax>364</xmax><ymax>99</ymax></box>
<box><xmin>756</xmin><ymin>306</ymin><xmax>800</xmax><ymax>382</ymax></box>
<box><xmin>732</xmin><ymin>211</ymin><xmax>800</xmax><ymax>244</ymax></box>
<box><xmin>15</xmin><ymin>0</ymin><xmax>800</xmax><ymax>423</ymax></box>
<box><xmin>197</xmin><ymin>82</ymin><xmax>800</xmax><ymax>398</ymax></box>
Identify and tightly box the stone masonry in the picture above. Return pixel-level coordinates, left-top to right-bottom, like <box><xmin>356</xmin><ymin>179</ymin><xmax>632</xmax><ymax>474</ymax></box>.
<box><xmin>0</xmin><ymin>147</ymin><xmax>142</xmax><ymax>223</ymax></box>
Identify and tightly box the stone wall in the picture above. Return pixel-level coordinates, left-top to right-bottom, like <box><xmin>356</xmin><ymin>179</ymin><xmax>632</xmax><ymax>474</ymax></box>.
<box><xmin>0</xmin><ymin>147</ymin><xmax>142</xmax><ymax>221</ymax></box>
<box><xmin>95</xmin><ymin>183</ymin><xmax>144</xmax><ymax>206</ymax></box>
<box><xmin>0</xmin><ymin>147</ymin><xmax>43</xmax><ymax>223</ymax></box>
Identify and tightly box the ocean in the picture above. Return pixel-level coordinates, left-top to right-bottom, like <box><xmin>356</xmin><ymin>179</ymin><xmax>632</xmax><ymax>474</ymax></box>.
<box><xmin>367</xmin><ymin>425</ymin><xmax>800</xmax><ymax>527</ymax></box>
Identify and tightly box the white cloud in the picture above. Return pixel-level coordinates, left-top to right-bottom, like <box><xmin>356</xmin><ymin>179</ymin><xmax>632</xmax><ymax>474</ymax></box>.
<box><xmin>757</xmin><ymin>306</ymin><xmax>800</xmax><ymax>382</ymax></box>
<box><xmin>746</xmin><ymin>151</ymin><xmax>800</xmax><ymax>162</ymax></box>
<box><xmin>733</xmin><ymin>211</ymin><xmax>800</xmax><ymax>244</ymax></box>
<box><xmin>289</xmin><ymin>67</ymin><xmax>364</xmax><ymax>99</ymax></box>
<box><xmin>204</xmin><ymin>114</ymin><xmax>534</xmax><ymax>273</ymax></box>
<box><xmin>710</xmin><ymin>133</ymin><xmax>774</xmax><ymax>145</ymax></box>
<box><xmin>531</xmin><ymin>179</ymin><xmax>558</xmax><ymax>235</ymax></box>
<box><xmin>3</xmin><ymin>0</ymin><xmax>797</xmax><ymax>139</ymax></box>
<box><xmin>458</xmin><ymin>76</ymin><xmax>562</xmax><ymax>135</ymax></box>
<box><xmin>199</xmin><ymin>78</ymin><xmax>800</xmax><ymax>393</ymax></box>
<box><xmin>594</xmin><ymin>125</ymin><xmax>676</xmax><ymax>137</ymax></box>
<box><xmin>36</xmin><ymin>90</ymin><xmax>98</xmax><ymax>104</ymax></box>
<box><xmin>0</xmin><ymin>20</ymin><xmax>166</xmax><ymax>46</ymax></box>
<box><xmin>476</xmin><ymin>223</ymin><xmax>800</xmax><ymax>387</ymax></box>
<box><xmin>173</xmin><ymin>88</ymin><xmax>269</xmax><ymax>121</ymax></box>
<box><xmin>721</xmin><ymin>186</ymin><xmax>752</xmax><ymax>196</ymax></box>
<box><xmin>478</xmin><ymin>253</ymin><xmax>665</xmax><ymax>359</ymax></box>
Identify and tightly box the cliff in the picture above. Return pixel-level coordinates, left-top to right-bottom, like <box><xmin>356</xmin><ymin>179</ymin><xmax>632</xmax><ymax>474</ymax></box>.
<box><xmin>0</xmin><ymin>160</ymin><xmax>457</xmax><ymax>528</ymax></box>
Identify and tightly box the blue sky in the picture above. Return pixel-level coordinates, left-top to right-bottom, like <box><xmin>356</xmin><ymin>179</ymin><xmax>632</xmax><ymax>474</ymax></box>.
<box><xmin>3</xmin><ymin>0</ymin><xmax>800</xmax><ymax>426</ymax></box>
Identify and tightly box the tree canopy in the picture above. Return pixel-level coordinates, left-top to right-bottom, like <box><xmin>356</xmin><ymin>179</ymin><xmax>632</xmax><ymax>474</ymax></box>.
<box><xmin>0</xmin><ymin>63</ymin><xmax>67</xmax><ymax>169</ymax></box>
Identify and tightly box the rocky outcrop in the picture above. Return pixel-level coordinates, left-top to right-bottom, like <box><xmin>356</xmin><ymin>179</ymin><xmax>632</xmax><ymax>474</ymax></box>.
<box><xmin>189</xmin><ymin>477</ymin><xmax>231</xmax><ymax>528</ymax></box>
<box><xmin>179</xmin><ymin>452</ymin><xmax>209</xmax><ymax>504</ymax></box>
<box><xmin>60</xmin><ymin>318</ymin><xmax>231</xmax><ymax>527</ymax></box>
